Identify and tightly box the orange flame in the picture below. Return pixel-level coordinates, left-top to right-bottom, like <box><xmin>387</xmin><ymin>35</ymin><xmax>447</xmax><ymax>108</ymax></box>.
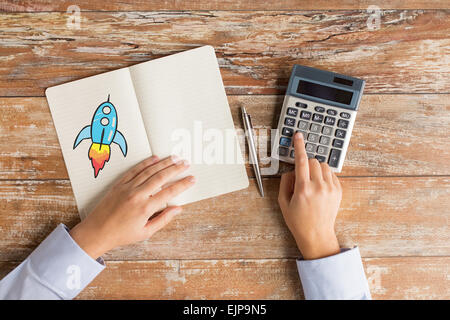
<box><xmin>88</xmin><ymin>143</ymin><xmax>110</xmax><ymax>177</ymax></box>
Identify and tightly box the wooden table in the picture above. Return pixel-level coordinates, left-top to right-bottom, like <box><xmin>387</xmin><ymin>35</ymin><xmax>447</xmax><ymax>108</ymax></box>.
<box><xmin>0</xmin><ymin>1</ymin><xmax>449</xmax><ymax>299</ymax></box>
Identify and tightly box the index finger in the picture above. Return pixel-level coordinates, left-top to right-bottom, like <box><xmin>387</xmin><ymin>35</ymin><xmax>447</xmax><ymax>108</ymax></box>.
<box><xmin>149</xmin><ymin>175</ymin><xmax>196</xmax><ymax>210</ymax></box>
<box><xmin>293</xmin><ymin>132</ymin><xmax>310</xmax><ymax>183</ymax></box>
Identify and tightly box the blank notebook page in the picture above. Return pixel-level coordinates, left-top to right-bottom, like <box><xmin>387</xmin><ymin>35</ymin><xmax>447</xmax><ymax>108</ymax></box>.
<box><xmin>130</xmin><ymin>46</ymin><xmax>248</xmax><ymax>205</ymax></box>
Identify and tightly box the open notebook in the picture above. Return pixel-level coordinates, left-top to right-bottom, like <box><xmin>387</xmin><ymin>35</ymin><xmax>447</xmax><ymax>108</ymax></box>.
<box><xmin>46</xmin><ymin>46</ymin><xmax>248</xmax><ymax>219</ymax></box>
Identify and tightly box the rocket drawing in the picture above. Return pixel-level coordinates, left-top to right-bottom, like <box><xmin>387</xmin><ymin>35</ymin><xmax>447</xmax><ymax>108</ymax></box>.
<box><xmin>73</xmin><ymin>95</ymin><xmax>127</xmax><ymax>178</ymax></box>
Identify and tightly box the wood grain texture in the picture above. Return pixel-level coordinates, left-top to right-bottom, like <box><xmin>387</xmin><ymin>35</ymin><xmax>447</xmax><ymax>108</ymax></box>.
<box><xmin>0</xmin><ymin>10</ymin><xmax>449</xmax><ymax>96</ymax></box>
<box><xmin>1</xmin><ymin>0</ymin><xmax>449</xmax><ymax>11</ymax></box>
<box><xmin>0</xmin><ymin>94</ymin><xmax>448</xmax><ymax>179</ymax></box>
<box><xmin>0</xmin><ymin>3</ymin><xmax>449</xmax><ymax>300</ymax></box>
<box><xmin>0</xmin><ymin>177</ymin><xmax>448</xmax><ymax>261</ymax></box>
<box><xmin>0</xmin><ymin>257</ymin><xmax>447</xmax><ymax>299</ymax></box>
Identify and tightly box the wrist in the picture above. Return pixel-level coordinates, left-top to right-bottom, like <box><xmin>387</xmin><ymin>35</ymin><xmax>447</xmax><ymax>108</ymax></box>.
<box><xmin>295</xmin><ymin>229</ymin><xmax>340</xmax><ymax>260</ymax></box>
<box><xmin>69</xmin><ymin>223</ymin><xmax>110</xmax><ymax>259</ymax></box>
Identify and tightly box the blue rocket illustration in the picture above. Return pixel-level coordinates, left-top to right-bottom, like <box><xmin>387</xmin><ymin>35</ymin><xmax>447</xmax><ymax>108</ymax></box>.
<box><xmin>73</xmin><ymin>95</ymin><xmax>127</xmax><ymax>177</ymax></box>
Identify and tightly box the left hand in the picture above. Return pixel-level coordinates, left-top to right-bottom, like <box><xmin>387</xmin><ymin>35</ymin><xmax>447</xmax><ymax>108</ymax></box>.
<box><xmin>70</xmin><ymin>155</ymin><xmax>195</xmax><ymax>259</ymax></box>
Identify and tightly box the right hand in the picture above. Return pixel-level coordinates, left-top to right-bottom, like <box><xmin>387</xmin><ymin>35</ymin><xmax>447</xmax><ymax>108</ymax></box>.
<box><xmin>278</xmin><ymin>132</ymin><xmax>342</xmax><ymax>260</ymax></box>
<box><xmin>70</xmin><ymin>155</ymin><xmax>195</xmax><ymax>259</ymax></box>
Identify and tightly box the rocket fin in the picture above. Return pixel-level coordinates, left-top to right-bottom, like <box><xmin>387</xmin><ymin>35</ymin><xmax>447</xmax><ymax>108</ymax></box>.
<box><xmin>113</xmin><ymin>130</ymin><xmax>128</xmax><ymax>157</ymax></box>
<box><xmin>73</xmin><ymin>125</ymin><xmax>91</xmax><ymax>149</ymax></box>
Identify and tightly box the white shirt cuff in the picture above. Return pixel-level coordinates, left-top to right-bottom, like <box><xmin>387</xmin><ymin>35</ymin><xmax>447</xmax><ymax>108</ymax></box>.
<box><xmin>27</xmin><ymin>223</ymin><xmax>105</xmax><ymax>299</ymax></box>
<box><xmin>296</xmin><ymin>247</ymin><xmax>371</xmax><ymax>300</ymax></box>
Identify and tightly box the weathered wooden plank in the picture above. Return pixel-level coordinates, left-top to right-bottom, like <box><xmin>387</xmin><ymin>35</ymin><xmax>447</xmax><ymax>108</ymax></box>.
<box><xmin>0</xmin><ymin>10</ymin><xmax>449</xmax><ymax>96</ymax></box>
<box><xmin>0</xmin><ymin>177</ymin><xmax>448</xmax><ymax>261</ymax></box>
<box><xmin>0</xmin><ymin>95</ymin><xmax>449</xmax><ymax>179</ymax></box>
<box><xmin>1</xmin><ymin>0</ymin><xmax>449</xmax><ymax>12</ymax></box>
<box><xmin>0</xmin><ymin>257</ymin><xmax>447</xmax><ymax>299</ymax></box>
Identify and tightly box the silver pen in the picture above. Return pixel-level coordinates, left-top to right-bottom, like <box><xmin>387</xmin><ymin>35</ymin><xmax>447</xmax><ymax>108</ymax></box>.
<box><xmin>241</xmin><ymin>106</ymin><xmax>264</xmax><ymax>197</ymax></box>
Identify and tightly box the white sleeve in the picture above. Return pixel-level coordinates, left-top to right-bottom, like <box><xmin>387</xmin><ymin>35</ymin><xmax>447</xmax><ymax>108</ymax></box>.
<box><xmin>296</xmin><ymin>247</ymin><xmax>371</xmax><ymax>300</ymax></box>
<box><xmin>0</xmin><ymin>224</ymin><xmax>105</xmax><ymax>299</ymax></box>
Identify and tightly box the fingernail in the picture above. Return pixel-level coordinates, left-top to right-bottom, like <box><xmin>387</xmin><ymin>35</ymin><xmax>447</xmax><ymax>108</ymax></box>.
<box><xmin>171</xmin><ymin>155</ymin><xmax>179</xmax><ymax>163</ymax></box>
<box><xmin>173</xmin><ymin>207</ymin><xmax>182</xmax><ymax>215</ymax></box>
<box><xmin>295</xmin><ymin>132</ymin><xmax>303</xmax><ymax>140</ymax></box>
<box><xmin>148</xmin><ymin>155</ymin><xmax>158</xmax><ymax>163</ymax></box>
<box><xmin>188</xmin><ymin>176</ymin><xmax>196</xmax><ymax>183</ymax></box>
<box><xmin>175</xmin><ymin>159</ymin><xmax>189</xmax><ymax>167</ymax></box>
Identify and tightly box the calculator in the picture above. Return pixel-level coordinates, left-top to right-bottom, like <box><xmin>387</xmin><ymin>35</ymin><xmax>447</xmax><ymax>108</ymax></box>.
<box><xmin>272</xmin><ymin>64</ymin><xmax>365</xmax><ymax>172</ymax></box>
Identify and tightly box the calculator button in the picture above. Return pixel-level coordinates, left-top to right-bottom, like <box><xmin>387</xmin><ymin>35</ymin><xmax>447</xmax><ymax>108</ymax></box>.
<box><xmin>287</xmin><ymin>107</ymin><xmax>298</xmax><ymax>117</ymax></box>
<box><xmin>340</xmin><ymin>112</ymin><xmax>351</xmax><ymax>119</ymax></box>
<box><xmin>297</xmin><ymin>120</ymin><xmax>309</xmax><ymax>130</ymax></box>
<box><xmin>307</xmin><ymin>153</ymin><xmax>315</xmax><ymax>159</ymax></box>
<box><xmin>337</xmin><ymin>119</ymin><xmax>349</xmax><ymax>129</ymax></box>
<box><xmin>282</xmin><ymin>127</ymin><xmax>294</xmax><ymax>137</ymax></box>
<box><xmin>278</xmin><ymin>147</ymin><xmax>289</xmax><ymax>157</ymax></box>
<box><xmin>305</xmin><ymin>143</ymin><xmax>316</xmax><ymax>153</ymax></box>
<box><xmin>314</xmin><ymin>106</ymin><xmax>325</xmax><ymax>113</ymax></box>
<box><xmin>310</xmin><ymin>123</ymin><xmax>321</xmax><ymax>133</ymax></box>
<box><xmin>279</xmin><ymin>137</ymin><xmax>291</xmax><ymax>147</ymax></box>
<box><xmin>316</xmin><ymin>145</ymin><xmax>329</xmax><ymax>155</ymax></box>
<box><xmin>333</xmin><ymin>139</ymin><xmax>344</xmax><ymax>148</ymax></box>
<box><xmin>307</xmin><ymin>133</ymin><xmax>319</xmax><ymax>143</ymax></box>
<box><xmin>315</xmin><ymin>155</ymin><xmax>326</xmax><ymax>163</ymax></box>
<box><xmin>290</xmin><ymin>150</ymin><xmax>295</xmax><ymax>158</ymax></box>
<box><xmin>300</xmin><ymin>111</ymin><xmax>312</xmax><ymax>120</ymax></box>
<box><xmin>296</xmin><ymin>102</ymin><xmax>307</xmax><ymax>108</ymax></box>
<box><xmin>324</xmin><ymin>116</ymin><xmax>336</xmax><ymax>125</ymax></box>
<box><xmin>312</xmin><ymin>113</ymin><xmax>324</xmax><ymax>123</ymax></box>
<box><xmin>319</xmin><ymin>136</ymin><xmax>331</xmax><ymax>145</ymax></box>
<box><xmin>328</xmin><ymin>149</ymin><xmax>341</xmax><ymax>167</ymax></box>
<box><xmin>335</xmin><ymin>129</ymin><xmax>346</xmax><ymax>139</ymax></box>
<box><xmin>284</xmin><ymin>117</ymin><xmax>296</xmax><ymax>127</ymax></box>
<box><xmin>327</xmin><ymin>109</ymin><xmax>337</xmax><ymax>116</ymax></box>
<box><xmin>322</xmin><ymin>126</ymin><xmax>333</xmax><ymax>136</ymax></box>
<box><xmin>296</xmin><ymin>130</ymin><xmax>307</xmax><ymax>140</ymax></box>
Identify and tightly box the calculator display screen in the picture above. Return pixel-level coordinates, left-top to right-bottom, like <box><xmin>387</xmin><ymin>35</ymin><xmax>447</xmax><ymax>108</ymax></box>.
<box><xmin>297</xmin><ymin>80</ymin><xmax>353</xmax><ymax>105</ymax></box>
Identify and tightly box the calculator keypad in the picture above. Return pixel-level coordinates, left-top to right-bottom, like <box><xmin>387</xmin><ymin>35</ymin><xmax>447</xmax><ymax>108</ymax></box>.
<box><xmin>276</xmin><ymin>98</ymin><xmax>355</xmax><ymax>170</ymax></box>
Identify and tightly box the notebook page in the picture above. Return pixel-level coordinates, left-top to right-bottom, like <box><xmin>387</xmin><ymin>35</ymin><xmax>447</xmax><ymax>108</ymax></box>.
<box><xmin>46</xmin><ymin>68</ymin><xmax>152</xmax><ymax>219</ymax></box>
<box><xmin>129</xmin><ymin>46</ymin><xmax>248</xmax><ymax>205</ymax></box>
